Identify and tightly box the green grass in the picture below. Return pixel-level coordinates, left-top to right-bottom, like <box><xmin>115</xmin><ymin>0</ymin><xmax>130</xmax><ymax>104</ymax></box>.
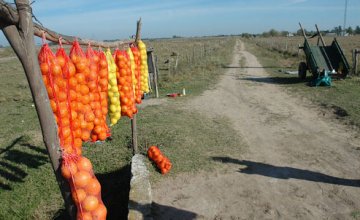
<box><xmin>146</xmin><ymin>37</ymin><xmax>236</xmax><ymax>97</ymax></box>
<box><xmin>0</xmin><ymin>37</ymin><xmax>240</xmax><ymax>219</ymax></box>
<box><xmin>243</xmin><ymin>38</ymin><xmax>360</xmax><ymax>128</ymax></box>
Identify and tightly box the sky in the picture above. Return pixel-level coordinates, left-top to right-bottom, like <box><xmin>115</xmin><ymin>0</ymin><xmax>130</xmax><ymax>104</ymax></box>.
<box><xmin>1</xmin><ymin>0</ymin><xmax>360</xmax><ymax>46</ymax></box>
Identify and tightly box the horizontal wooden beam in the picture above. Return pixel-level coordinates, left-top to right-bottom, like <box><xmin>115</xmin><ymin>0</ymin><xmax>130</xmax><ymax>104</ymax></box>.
<box><xmin>0</xmin><ymin>0</ymin><xmax>135</xmax><ymax>48</ymax></box>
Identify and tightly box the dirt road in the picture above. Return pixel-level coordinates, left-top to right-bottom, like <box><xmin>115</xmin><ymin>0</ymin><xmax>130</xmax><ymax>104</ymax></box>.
<box><xmin>152</xmin><ymin>40</ymin><xmax>360</xmax><ymax>219</ymax></box>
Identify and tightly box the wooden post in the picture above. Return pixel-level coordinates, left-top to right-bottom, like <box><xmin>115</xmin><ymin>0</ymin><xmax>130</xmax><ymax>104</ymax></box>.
<box><xmin>315</xmin><ymin>24</ymin><xmax>326</xmax><ymax>46</ymax></box>
<box><xmin>353</xmin><ymin>49</ymin><xmax>359</xmax><ymax>75</ymax></box>
<box><xmin>151</xmin><ymin>52</ymin><xmax>159</xmax><ymax>98</ymax></box>
<box><xmin>1</xmin><ymin>0</ymin><xmax>76</xmax><ymax>218</ymax></box>
<box><xmin>131</xmin><ymin>18</ymin><xmax>142</xmax><ymax>155</ymax></box>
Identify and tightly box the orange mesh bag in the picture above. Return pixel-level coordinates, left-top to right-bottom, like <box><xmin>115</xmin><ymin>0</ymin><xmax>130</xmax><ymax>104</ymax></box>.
<box><xmin>85</xmin><ymin>46</ymin><xmax>109</xmax><ymax>142</ymax></box>
<box><xmin>147</xmin><ymin>146</ymin><xmax>172</xmax><ymax>175</ymax></box>
<box><xmin>61</xmin><ymin>154</ymin><xmax>107</xmax><ymax>220</ymax></box>
<box><xmin>55</xmin><ymin>42</ymin><xmax>82</xmax><ymax>154</ymax></box>
<box><xmin>69</xmin><ymin>41</ymin><xmax>94</xmax><ymax>142</ymax></box>
<box><xmin>130</xmin><ymin>45</ymin><xmax>143</xmax><ymax>104</ymax></box>
<box><xmin>38</xmin><ymin>41</ymin><xmax>76</xmax><ymax>155</ymax></box>
<box><xmin>115</xmin><ymin>50</ymin><xmax>137</xmax><ymax>118</ymax></box>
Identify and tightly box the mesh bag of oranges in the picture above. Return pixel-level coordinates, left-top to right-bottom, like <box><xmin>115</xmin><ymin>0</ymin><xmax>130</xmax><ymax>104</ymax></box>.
<box><xmin>85</xmin><ymin>45</ymin><xmax>110</xmax><ymax>142</ymax></box>
<box><xmin>61</xmin><ymin>154</ymin><xmax>107</xmax><ymax>220</ymax></box>
<box><xmin>55</xmin><ymin>43</ymin><xmax>83</xmax><ymax>154</ymax></box>
<box><xmin>115</xmin><ymin>50</ymin><xmax>137</xmax><ymax>118</ymax></box>
<box><xmin>130</xmin><ymin>45</ymin><xmax>143</xmax><ymax>104</ymax></box>
<box><xmin>69</xmin><ymin>41</ymin><xmax>95</xmax><ymax>142</ymax></box>
<box><xmin>38</xmin><ymin>41</ymin><xmax>81</xmax><ymax>155</ymax></box>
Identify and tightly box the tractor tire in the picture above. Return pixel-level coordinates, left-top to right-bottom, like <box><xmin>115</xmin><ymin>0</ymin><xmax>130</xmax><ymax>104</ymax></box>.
<box><xmin>298</xmin><ymin>62</ymin><xmax>307</xmax><ymax>80</ymax></box>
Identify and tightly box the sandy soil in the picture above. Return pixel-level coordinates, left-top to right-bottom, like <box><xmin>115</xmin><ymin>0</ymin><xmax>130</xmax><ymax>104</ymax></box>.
<box><xmin>151</xmin><ymin>40</ymin><xmax>360</xmax><ymax>220</ymax></box>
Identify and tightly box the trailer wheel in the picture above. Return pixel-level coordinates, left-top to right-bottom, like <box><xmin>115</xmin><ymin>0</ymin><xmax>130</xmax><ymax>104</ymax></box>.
<box><xmin>298</xmin><ymin>62</ymin><xmax>307</xmax><ymax>80</ymax></box>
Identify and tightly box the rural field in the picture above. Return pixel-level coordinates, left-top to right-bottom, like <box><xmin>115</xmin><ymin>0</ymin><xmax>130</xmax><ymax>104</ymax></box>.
<box><xmin>1</xmin><ymin>34</ymin><xmax>360</xmax><ymax>219</ymax></box>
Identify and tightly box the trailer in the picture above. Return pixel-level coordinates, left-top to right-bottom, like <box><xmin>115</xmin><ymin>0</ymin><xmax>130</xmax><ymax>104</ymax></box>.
<box><xmin>298</xmin><ymin>24</ymin><xmax>350</xmax><ymax>84</ymax></box>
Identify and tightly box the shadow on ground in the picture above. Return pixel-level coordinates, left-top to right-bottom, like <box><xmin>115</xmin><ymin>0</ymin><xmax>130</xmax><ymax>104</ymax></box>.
<box><xmin>53</xmin><ymin>165</ymin><xmax>131</xmax><ymax>220</ymax></box>
<box><xmin>212</xmin><ymin>156</ymin><xmax>360</xmax><ymax>187</ymax></box>
<box><xmin>240</xmin><ymin>76</ymin><xmax>311</xmax><ymax>85</ymax></box>
<box><xmin>151</xmin><ymin>202</ymin><xmax>198</xmax><ymax>220</ymax></box>
<box><xmin>0</xmin><ymin>136</ymin><xmax>48</xmax><ymax>190</ymax></box>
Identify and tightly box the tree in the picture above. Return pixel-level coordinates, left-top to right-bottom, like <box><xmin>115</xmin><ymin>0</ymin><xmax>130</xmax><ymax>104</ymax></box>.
<box><xmin>355</xmin><ymin>26</ymin><xmax>360</xmax><ymax>35</ymax></box>
<box><xmin>269</xmin><ymin>29</ymin><xmax>279</xmax><ymax>37</ymax></box>
<box><xmin>347</xmin><ymin>26</ymin><xmax>354</xmax><ymax>35</ymax></box>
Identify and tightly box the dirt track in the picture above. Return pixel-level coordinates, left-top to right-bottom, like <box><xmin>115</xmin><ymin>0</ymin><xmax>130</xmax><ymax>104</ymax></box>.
<box><xmin>152</xmin><ymin>40</ymin><xmax>360</xmax><ymax>220</ymax></box>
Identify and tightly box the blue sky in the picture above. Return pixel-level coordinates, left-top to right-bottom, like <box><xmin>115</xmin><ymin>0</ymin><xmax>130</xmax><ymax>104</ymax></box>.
<box><xmin>1</xmin><ymin>0</ymin><xmax>359</xmax><ymax>46</ymax></box>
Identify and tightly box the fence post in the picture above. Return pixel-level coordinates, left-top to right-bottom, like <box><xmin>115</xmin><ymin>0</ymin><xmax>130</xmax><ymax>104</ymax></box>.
<box><xmin>352</xmin><ymin>49</ymin><xmax>360</xmax><ymax>75</ymax></box>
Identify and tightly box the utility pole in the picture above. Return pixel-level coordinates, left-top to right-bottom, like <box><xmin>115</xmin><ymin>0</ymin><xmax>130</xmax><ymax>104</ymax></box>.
<box><xmin>343</xmin><ymin>0</ymin><xmax>348</xmax><ymax>36</ymax></box>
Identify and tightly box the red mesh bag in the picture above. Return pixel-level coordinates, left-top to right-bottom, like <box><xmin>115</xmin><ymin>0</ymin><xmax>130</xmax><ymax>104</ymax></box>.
<box><xmin>85</xmin><ymin>46</ymin><xmax>110</xmax><ymax>142</ymax></box>
<box><xmin>55</xmin><ymin>42</ymin><xmax>82</xmax><ymax>154</ymax></box>
<box><xmin>38</xmin><ymin>42</ymin><xmax>77</xmax><ymax>154</ymax></box>
<box><xmin>69</xmin><ymin>41</ymin><xmax>94</xmax><ymax>142</ymax></box>
<box><xmin>115</xmin><ymin>50</ymin><xmax>137</xmax><ymax>118</ymax></box>
<box><xmin>130</xmin><ymin>45</ymin><xmax>143</xmax><ymax>104</ymax></box>
<box><xmin>61</xmin><ymin>154</ymin><xmax>107</xmax><ymax>220</ymax></box>
<box><xmin>147</xmin><ymin>146</ymin><xmax>172</xmax><ymax>175</ymax></box>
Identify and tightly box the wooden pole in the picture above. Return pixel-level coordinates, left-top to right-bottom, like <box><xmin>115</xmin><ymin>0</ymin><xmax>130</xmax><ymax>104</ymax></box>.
<box><xmin>0</xmin><ymin>0</ymin><xmax>134</xmax><ymax>48</ymax></box>
<box><xmin>315</xmin><ymin>24</ymin><xmax>326</xmax><ymax>46</ymax></box>
<box><xmin>352</xmin><ymin>49</ymin><xmax>360</xmax><ymax>75</ymax></box>
<box><xmin>1</xmin><ymin>0</ymin><xmax>76</xmax><ymax>218</ymax></box>
<box><xmin>151</xmin><ymin>52</ymin><xmax>159</xmax><ymax>98</ymax></box>
<box><xmin>299</xmin><ymin>22</ymin><xmax>307</xmax><ymax>38</ymax></box>
<box><xmin>131</xmin><ymin>18</ymin><xmax>142</xmax><ymax>155</ymax></box>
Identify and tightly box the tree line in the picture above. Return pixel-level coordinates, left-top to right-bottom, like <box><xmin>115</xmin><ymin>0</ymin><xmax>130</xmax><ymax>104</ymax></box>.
<box><xmin>241</xmin><ymin>25</ymin><xmax>360</xmax><ymax>38</ymax></box>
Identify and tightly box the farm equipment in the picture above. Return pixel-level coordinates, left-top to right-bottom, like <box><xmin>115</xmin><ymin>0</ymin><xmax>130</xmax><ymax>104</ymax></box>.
<box><xmin>298</xmin><ymin>23</ymin><xmax>350</xmax><ymax>85</ymax></box>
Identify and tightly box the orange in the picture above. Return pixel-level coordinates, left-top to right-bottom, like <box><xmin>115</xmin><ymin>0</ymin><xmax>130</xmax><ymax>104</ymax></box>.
<box><xmin>94</xmin><ymin>109</ymin><xmax>103</xmax><ymax>118</ymax></box>
<box><xmin>69</xmin><ymin>77</ymin><xmax>77</xmax><ymax>89</ymax></box>
<box><xmin>81</xmin><ymin>130</ymin><xmax>90</xmax><ymax>141</ymax></box>
<box><xmin>80</xmin><ymin>85</ymin><xmax>90</xmax><ymax>95</ymax></box>
<box><xmin>91</xmin><ymin>134</ymin><xmax>98</xmax><ymax>142</ymax></box>
<box><xmin>62</xmin><ymin>126</ymin><xmax>71</xmax><ymax>138</ymax></box>
<box><xmin>40</xmin><ymin>62</ymin><xmax>49</xmax><ymax>75</ymax></box>
<box><xmin>69</xmin><ymin>90</ymin><xmax>77</xmax><ymax>101</ymax></box>
<box><xmin>76</xmin><ymin>156</ymin><xmax>93</xmax><ymax>172</ymax></box>
<box><xmin>62</xmin><ymin>117</ymin><xmax>70</xmax><ymax>127</ymax></box>
<box><xmin>76</xmin><ymin>73</ymin><xmax>85</xmax><ymax>84</ymax></box>
<box><xmin>56</xmin><ymin>56</ymin><xmax>66</xmax><ymax>68</ymax></box>
<box><xmin>92</xmin><ymin>204</ymin><xmax>107</xmax><ymax>220</ymax></box>
<box><xmin>78</xmin><ymin>212</ymin><xmax>92</xmax><ymax>220</ymax></box>
<box><xmin>42</xmin><ymin>75</ymin><xmax>49</xmax><ymax>85</ymax></box>
<box><xmin>61</xmin><ymin>161</ymin><xmax>78</xmax><ymax>179</ymax></box>
<box><xmin>51</xmin><ymin>63</ymin><xmax>62</xmax><ymax>76</ymax></box>
<box><xmin>71</xmin><ymin>110</ymin><xmax>78</xmax><ymax>120</ymax></box>
<box><xmin>72</xmin><ymin>188</ymin><xmax>86</xmax><ymax>204</ymax></box>
<box><xmin>98</xmin><ymin>68</ymin><xmax>107</xmax><ymax>78</ymax></box>
<box><xmin>82</xmin><ymin>195</ymin><xmax>99</xmax><ymax>212</ymax></box>
<box><xmin>74</xmin><ymin>128</ymin><xmax>82</xmax><ymax>138</ymax></box>
<box><xmin>93</xmin><ymin>126</ymin><xmax>103</xmax><ymax>135</ymax></box>
<box><xmin>81</xmin><ymin>95</ymin><xmax>90</xmax><ymax>105</ymax></box>
<box><xmin>86</xmin><ymin>122</ymin><xmax>94</xmax><ymax>131</ymax></box>
<box><xmin>74</xmin><ymin>138</ymin><xmax>82</xmax><ymax>148</ymax></box>
<box><xmin>50</xmin><ymin>99</ymin><xmax>57</xmax><ymax>112</ymax></box>
<box><xmin>85</xmin><ymin>112</ymin><xmax>95</xmax><ymax>122</ymax></box>
<box><xmin>88</xmin><ymin>71</ymin><xmax>98</xmax><ymax>81</ymax></box>
<box><xmin>73</xmin><ymin>170</ymin><xmax>91</xmax><ymax>188</ymax></box>
<box><xmin>98</xmin><ymin>132</ymin><xmax>107</xmax><ymax>141</ymax></box>
<box><xmin>88</xmin><ymin>81</ymin><xmax>97</xmax><ymax>91</ymax></box>
<box><xmin>99</xmin><ymin>59</ymin><xmax>107</xmax><ymax>68</ymax></box>
<box><xmin>57</xmin><ymin>91</ymin><xmax>67</xmax><ymax>102</ymax></box>
<box><xmin>93</xmin><ymin>118</ymin><xmax>101</xmax><ymax>126</ymax></box>
<box><xmin>85</xmin><ymin>178</ymin><xmax>101</xmax><ymax>195</ymax></box>
<box><xmin>68</xmin><ymin>63</ymin><xmax>76</xmax><ymax>77</ymax></box>
<box><xmin>76</xmin><ymin>61</ymin><xmax>87</xmax><ymax>72</ymax></box>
